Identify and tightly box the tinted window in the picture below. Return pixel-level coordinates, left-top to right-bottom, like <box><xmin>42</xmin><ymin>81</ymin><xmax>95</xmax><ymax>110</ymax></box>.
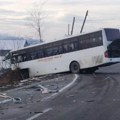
<box><xmin>63</xmin><ymin>42</ymin><xmax>78</xmax><ymax>53</ymax></box>
<box><xmin>79</xmin><ymin>31</ymin><xmax>103</xmax><ymax>50</ymax></box>
<box><xmin>105</xmin><ymin>28</ymin><xmax>120</xmax><ymax>41</ymax></box>
<box><xmin>45</xmin><ymin>46</ymin><xmax>63</xmax><ymax>57</ymax></box>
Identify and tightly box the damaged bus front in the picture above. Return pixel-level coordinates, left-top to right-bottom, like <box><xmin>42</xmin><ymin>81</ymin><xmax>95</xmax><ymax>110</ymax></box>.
<box><xmin>105</xmin><ymin>28</ymin><xmax>120</xmax><ymax>63</ymax></box>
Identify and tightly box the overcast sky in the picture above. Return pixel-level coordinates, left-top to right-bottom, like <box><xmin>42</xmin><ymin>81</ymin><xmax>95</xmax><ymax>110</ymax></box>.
<box><xmin>0</xmin><ymin>0</ymin><xmax>120</xmax><ymax>41</ymax></box>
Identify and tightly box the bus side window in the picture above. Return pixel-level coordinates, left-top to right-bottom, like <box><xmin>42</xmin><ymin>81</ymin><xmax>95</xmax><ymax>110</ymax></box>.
<box><xmin>91</xmin><ymin>38</ymin><xmax>96</xmax><ymax>47</ymax></box>
<box><xmin>73</xmin><ymin>42</ymin><xmax>79</xmax><ymax>50</ymax></box>
<box><xmin>93</xmin><ymin>31</ymin><xmax>103</xmax><ymax>46</ymax></box>
<box><xmin>27</xmin><ymin>53</ymin><xmax>32</xmax><ymax>60</ymax></box>
<box><xmin>67</xmin><ymin>44</ymin><xmax>73</xmax><ymax>51</ymax></box>
<box><xmin>52</xmin><ymin>47</ymin><xmax>58</xmax><ymax>55</ymax></box>
<box><xmin>58</xmin><ymin>46</ymin><xmax>63</xmax><ymax>54</ymax></box>
<box><xmin>11</xmin><ymin>56</ymin><xmax>16</xmax><ymax>64</ymax></box>
<box><xmin>38</xmin><ymin>50</ymin><xmax>44</xmax><ymax>58</ymax></box>
<box><xmin>79</xmin><ymin>39</ymin><xmax>84</xmax><ymax>49</ymax></box>
<box><xmin>31</xmin><ymin>52</ymin><xmax>37</xmax><ymax>60</ymax></box>
<box><xmin>45</xmin><ymin>46</ymin><xmax>63</xmax><ymax>57</ymax></box>
<box><xmin>84</xmin><ymin>39</ymin><xmax>87</xmax><ymax>49</ymax></box>
<box><xmin>17</xmin><ymin>55</ymin><xmax>23</xmax><ymax>63</ymax></box>
<box><xmin>63</xmin><ymin>43</ymin><xmax>74</xmax><ymax>52</ymax></box>
<box><xmin>63</xmin><ymin>44</ymin><xmax>67</xmax><ymax>52</ymax></box>
<box><xmin>63</xmin><ymin>44</ymin><xmax>70</xmax><ymax>52</ymax></box>
<box><xmin>98</xmin><ymin>36</ymin><xmax>103</xmax><ymax>45</ymax></box>
<box><xmin>23</xmin><ymin>54</ymin><xmax>27</xmax><ymax>61</ymax></box>
<box><xmin>45</xmin><ymin>48</ymin><xmax>53</xmax><ymax>57</ymax></box>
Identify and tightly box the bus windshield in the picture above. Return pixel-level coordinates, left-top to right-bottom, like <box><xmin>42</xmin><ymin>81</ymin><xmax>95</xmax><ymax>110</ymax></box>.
<box><xmin>105</xmin><ymin>28</ymin><xmax>120</xmax><ymax>41</ymax></box>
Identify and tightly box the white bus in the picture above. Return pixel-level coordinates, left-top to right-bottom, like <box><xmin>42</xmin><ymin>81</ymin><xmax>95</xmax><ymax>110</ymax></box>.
<box><xmin>5</xmin><ymin>28</ymin><xmax>120</xmax><ymax>77</ymax></box>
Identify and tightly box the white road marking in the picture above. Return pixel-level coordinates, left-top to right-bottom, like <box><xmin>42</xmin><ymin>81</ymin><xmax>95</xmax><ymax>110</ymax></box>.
<box><xmin>42</xmin><ymin>74</ymin><xmax>79</xmax><ymax>101</ymax></box>
<box><xmin>59</xmin><ymin>74</ymin><xmax>79</xmax><ymax>92</ymax></box>
<box><xmin>26</xmin><ymin>108</ymin><xmax>52</xmax><ymax>120</ymax></box>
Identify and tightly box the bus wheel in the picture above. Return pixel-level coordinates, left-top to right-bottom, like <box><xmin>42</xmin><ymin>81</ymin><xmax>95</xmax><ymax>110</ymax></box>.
<box><xmin>70</xmin><ymin>61</ymin><xmax>80</xmax><ymax>74</ymax></box>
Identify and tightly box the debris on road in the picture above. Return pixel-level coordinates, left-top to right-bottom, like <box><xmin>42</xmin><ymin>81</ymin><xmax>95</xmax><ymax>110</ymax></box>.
<box><xmin>38</xmin><ymin>84</ymin><xmax>59</xmax><ymax>94</ymax></box>
<box><xmin>20</xmin><ymin>79</ymin><xmax>29</xmax><ymax>83</ymax></box>
<box><xmin>0</xmin><ymin>92</ymin><xmax>22</xmax><ymax>104</ymax></box>
<box><xmin>0</xmin><ymin>97</ymin><xmax>22</xmax><ymax>104</ymax></box>
<box><xmin>28</xmin><ymin>84</ymin><xmax>59</xmax><ymax>94</ymax></box>
<box><xmin>0</xmin><ymin>73</ymin><xmax>74</xmax><ymax>120</ymax></box>
<box><xmin>13</xmin><ymin>97</ymin><xmax>22</xmax><ymax>103</ymax></box>
<box><xmin>0</xmin><ymin>92</ymin><xmax>11</xmax><ymax>99</ymax></box>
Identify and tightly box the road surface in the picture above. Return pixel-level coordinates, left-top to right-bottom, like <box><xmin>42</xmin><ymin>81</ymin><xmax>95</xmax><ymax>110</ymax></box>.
<box><xmin>0</xmin><ymin>64</ymin><xmax>120</xmax><ymax>120</ymax></box>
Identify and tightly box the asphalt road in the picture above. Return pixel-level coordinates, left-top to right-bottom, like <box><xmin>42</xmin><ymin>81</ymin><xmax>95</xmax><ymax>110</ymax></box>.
<box><xmin>34</xmin><ymin>74</ymin><xmax>120</xmax><ymax>120</ymax></box>
<box><xmin>1</xmin><ymin>64</ymin><xmax>120</xmax><ymax>120</ymax></box>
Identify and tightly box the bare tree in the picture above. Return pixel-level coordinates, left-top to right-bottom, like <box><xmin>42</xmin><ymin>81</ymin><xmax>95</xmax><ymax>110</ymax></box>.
<box><xmin>28</xmin><ymin>1</ymin><xmax>47</xmax><ymax>42</ymax></box>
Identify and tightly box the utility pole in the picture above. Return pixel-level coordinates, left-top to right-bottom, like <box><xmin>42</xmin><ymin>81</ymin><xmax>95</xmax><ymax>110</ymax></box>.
<box><xmin>68</xmin><ymin>24</ymin><xmax>70</xmax><ymax>35</ymax></box>
<box><xmin>80</xmin><ymin>10</ymin><xmax>88</xmax><ymax>33</ymax></box>
<box><xmin>71</xmin><ymin>17</ymin><xmax>75</xmax><ymax>35</ymax></box>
